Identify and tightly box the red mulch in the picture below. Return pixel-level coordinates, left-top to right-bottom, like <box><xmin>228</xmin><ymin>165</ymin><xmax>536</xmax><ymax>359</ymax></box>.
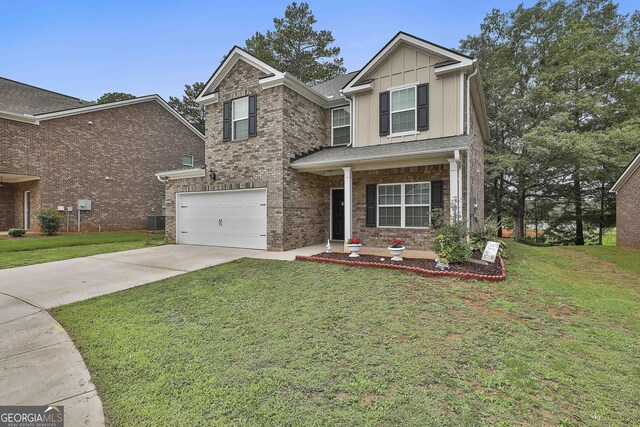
<box><xmin>296</xmin><ymin>251</ymin><xmax>506</xmax><ymax>281</ymax></box>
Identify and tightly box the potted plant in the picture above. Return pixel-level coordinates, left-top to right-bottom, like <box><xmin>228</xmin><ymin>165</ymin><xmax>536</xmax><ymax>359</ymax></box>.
<box><xmin>388</xmin><ymin>238</ymin><xmax>405</xmax><ymax>261</ymax></box>
<box><xmin>346</xmin><ymin>237</ymin><xmax>362</xmax><ymax>257</ymax></box>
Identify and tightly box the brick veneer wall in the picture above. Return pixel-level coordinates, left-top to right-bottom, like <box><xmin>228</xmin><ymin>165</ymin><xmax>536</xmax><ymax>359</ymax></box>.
<box><xmin>616</xmin><ymin>166</ymin><xmax>640</xmax><ymax>248</ymax></box>
<box><xmin>0</xmin><ymin>184</ymin><xmax>16</xmax><ymax>230</ymax></box>
<box><xmin>0</xmin><ymin>101</ymin><xmax>204</xmax><ymax>231</ymax></box>
<box><xmin>352</xmin><ymin>165</ymin><xmax>450</xmax><ymax>249</ymax></box>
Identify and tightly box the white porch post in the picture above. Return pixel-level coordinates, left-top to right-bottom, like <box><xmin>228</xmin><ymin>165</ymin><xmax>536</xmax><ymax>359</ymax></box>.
<box><xmin>447</xmin><ymin>158</ymin><xmax>461</xmax><ymax>222</ymax></box>
<box><xmin>343</xmin><ymin>167</ymin><xmax>352</xmax><ymax>249</ymax></box>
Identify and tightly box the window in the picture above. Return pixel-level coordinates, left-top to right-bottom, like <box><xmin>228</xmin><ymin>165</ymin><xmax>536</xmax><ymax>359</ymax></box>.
<box><xmin>332</xmin><ymin>106</ymin><xmax>350</xmax><ymax>145</ymax></box>
<box><xmin>390</xmin><ymin>86</ymin><xmax>416</xmax><ymax>135</ymax></box>
<box><xmin>378</xmin><ymin>182</ymin><xmax>431</xmax><ymax>228</ymax></box>
<box><xmin>181</xmin><ymin>154</ymin><xmax>194</xmax><ymax>168</ymax></box>
<box><xmin>232</xmin><ymin>97</ymin><xmax>249</xmax><ymax>140</ymax></box>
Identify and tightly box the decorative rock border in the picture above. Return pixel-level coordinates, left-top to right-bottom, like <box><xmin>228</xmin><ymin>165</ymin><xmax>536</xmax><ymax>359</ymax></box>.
<box><xmin>295</xmin><ymin>255</ymin><xmax>506</xmax><ymax>282</ymax></box>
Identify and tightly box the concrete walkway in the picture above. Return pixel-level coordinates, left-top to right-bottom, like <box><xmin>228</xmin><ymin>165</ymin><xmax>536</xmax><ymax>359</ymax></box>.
<box><xmin>0</xmin><ymin>244</ymin><xmax>324</xmax><ymax>426</ymax></box>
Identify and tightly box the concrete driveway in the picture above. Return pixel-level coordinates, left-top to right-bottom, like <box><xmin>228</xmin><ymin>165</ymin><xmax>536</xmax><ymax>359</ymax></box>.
<box><xmin>0</xmin><ymin>244</ymin><xmax>322</xmax><ymax>426</ymax></box>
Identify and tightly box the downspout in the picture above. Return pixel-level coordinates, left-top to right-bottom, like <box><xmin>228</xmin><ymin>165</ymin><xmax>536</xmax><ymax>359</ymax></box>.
<box><xmin>340</xmin><ymin>91</ymin><xmax>354</xmax><ymax>147</ymax></box>
<box><xmin>466</xmin><ymin>61</ymin><xmax>479</xmax><ymax>231</ymax></box>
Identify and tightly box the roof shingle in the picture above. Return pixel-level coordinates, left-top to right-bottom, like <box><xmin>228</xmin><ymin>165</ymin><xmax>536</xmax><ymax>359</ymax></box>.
<box><xmin>0</xmin><ymin>77</ymin><xmax>92</xmax><ymax>115</ymax></box>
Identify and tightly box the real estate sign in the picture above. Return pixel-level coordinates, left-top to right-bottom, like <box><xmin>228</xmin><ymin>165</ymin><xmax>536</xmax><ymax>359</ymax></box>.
<box><xmin>481</xmin><ymin>241</ymin><xmax>500</xmax><ymax>263</ymax></box>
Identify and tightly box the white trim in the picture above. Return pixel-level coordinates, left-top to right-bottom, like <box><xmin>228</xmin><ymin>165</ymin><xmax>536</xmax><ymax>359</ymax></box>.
<box><xmin>33</xmin><ymin>95</ymin><xmax>204</xmax><ymax>139</ymax></box>
<box><xmin>459</xmin><ymin>71</ymin><xmax>465</xmax><ymax>135</ymax></box>
<box><xmin>387</xmin><ymin>81</ymin><xmax>420</xmax><ymax>92</ymax></box>
<box><xmin>389</xmin><ymin>85</ymin><xmax>418</xmax><ymax>136</ymax></box>
<box><xmin>155</xmin><ymin>167</ymin><xmax>206</xmax><ymax>181</ymax></box>
<box><xmin>342</xmin><ymin>33</ymin><xmax>473</xmax><ymax>93</ymax></box>
<box><xmin>329</xmin><ymin>187</ymin><xmax>345</xmax><ymax>241</ymax></box>
<box><xmin>196</xmin><ymin>47</ymin><xmax>284</xmax><ymax>104</ymax></box>
<box><xmin>331</xmin><ymin>106</ymin><xmax>351</xmax><ymax>146</ymax></box>
<box><xmin>342</xmin><ymin>167</ymin><xmax>352</xmax><ymax>247</ymax></box>
<box><xmin>340</xmin><ymin>81</ymin><xmax>373</xmax><ymax>95</ymax></box>
<box><xmin>0</xmin><ymin>110</ymin><xmax>39</xmax><ymax>124</ymax></box>
<box><xmin>611</xmin><ymin>152</ymin><xmax>640</xmax><ymax>192</ymax></box>
<box><xmin>376</xmin><ymin>182</ymin><xmax>431</xmax><ymax>229</ymax></box>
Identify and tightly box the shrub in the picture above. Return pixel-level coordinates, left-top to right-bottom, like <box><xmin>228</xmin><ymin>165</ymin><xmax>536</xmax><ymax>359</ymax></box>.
<box><xmin>470</xmin><ymin>224</ymin><xmax>509</xmax><ymax>258</ymax></box>
<box><xmin>8</xmin><ymin>228</ymin><xmax>26</xmax><ymax>238</ymax></box>
<box><xmin>36</xmin><ymin>209</ymin><xmax>64</xmax><ymax>235</ymax></box>
<box><xmin>432</xmin><ymin>219</ymin><xmax>471</xmax><ymax>264</ymax></box>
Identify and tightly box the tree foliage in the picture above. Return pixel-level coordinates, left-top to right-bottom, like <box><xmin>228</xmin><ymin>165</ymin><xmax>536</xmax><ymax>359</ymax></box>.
<box><xmin>244</xmin><ymin>2</ymin><xmax>346</xmax><ymax>84</ymax></box>
<box><xmin>460</xmin><ymin>0</ymin><xmax>640</xmax><ymax>244</ymax></box>
<box><xmin>96</xmin><ymin>92</ymin><xmax>135</xmax><ymax>104</ymax></box>
<box><xmin>168</xmin><ymin>82</ymin><xmax>205</xmax><ymax>134</ymax></box>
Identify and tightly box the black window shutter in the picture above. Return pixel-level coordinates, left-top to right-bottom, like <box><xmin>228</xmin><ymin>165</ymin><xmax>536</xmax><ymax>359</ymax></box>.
<box><xmin>223</xmin><ymin>101</ymin><xmax>231</xmax><ymax>142</ymax></box>
<box><xmin>248</xmin><ymin>94</ymin><xmax>257</xmax><ymax>137</ymax></box>
<box><xmin>417</xmin><ymin>83</ymin><xmax>429</xmax><ymax>131</ymax></box>
<box><xmin>431</xmin><ymin>180</ymin><xmax>444</xmax><ymax>209</ymax></box>
<box><xmin>379</xmin><ymin>91</ymin><xmax>390</xmax><ymax>136</ymax></box>
<box><xmin>366</xmin><ymin>184</ymin><xmax>377</xmax><ymax>227</ymax></box>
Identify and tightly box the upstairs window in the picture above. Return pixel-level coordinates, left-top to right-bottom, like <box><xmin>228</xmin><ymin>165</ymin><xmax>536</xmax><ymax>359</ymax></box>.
<box><xmin>232</xmin><ymin>97</ymin><xmax>249</xmax><ymax>140</ymax></box>
<box><xmin>390</xmin><ymin>86</ymin><xmax>416</xmax><ymax>135</ymax></box>
<box><xmin>181</xmin><ymin>154</ymin><xmax>194</xmax><ymax>168</ymax></box>
<box><xmin>332</xmin><ymin>106</ymin><xmax>350</xmax><ymax>146</ymax></box>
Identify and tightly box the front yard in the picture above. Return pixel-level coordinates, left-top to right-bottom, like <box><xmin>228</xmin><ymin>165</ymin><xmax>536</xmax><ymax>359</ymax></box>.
<box><xmin>53</xmin><ymin>243</ymin><xmax>640</xmax><ymax>426</ymax></box>
<box><xmin>0</xmin><ymin>231</ymin><xmax>163</xmax><ymax>269</ymax></box>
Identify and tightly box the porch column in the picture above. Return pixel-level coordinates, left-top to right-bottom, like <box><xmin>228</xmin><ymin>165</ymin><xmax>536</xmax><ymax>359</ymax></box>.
<box><xmin>343</xmin><ymin>166</ymin><xmax>352</xmax><ymax>249</ymax></box>
<box><xmin>447</xmin><ymin>158</ymin><xmax>461</xmax><ymax>222</ymax></box>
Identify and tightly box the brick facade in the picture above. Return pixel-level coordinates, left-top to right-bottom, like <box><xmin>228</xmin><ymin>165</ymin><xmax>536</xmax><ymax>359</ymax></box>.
<box><xmin>616</xmin><ymin>166</ymin><xmax>640</xmax><ymax>249</ymax></box>
<box><xmin>163</xmin><ymin>56</ymin><xmax>485</xmax><ymax>252</ymax></box>
<box><xmin>0</xmin><ymin>101</ymin><xmax>204</xmax><ymax>231</ymax></box>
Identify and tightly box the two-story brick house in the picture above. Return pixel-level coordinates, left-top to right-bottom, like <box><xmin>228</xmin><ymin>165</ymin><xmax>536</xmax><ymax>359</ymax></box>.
<box><xmin>157</xmin><ymin>32</ymin><xmax>489</xmax><ymax>251</ymax></box>
<box><xmin>0</xmin><ymin>78</ymin><xmax>204</xmax><ymax>232</ymax></box>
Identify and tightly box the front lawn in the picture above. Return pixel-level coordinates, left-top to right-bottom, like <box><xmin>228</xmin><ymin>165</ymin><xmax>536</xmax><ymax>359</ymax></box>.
<box><xmin>53</xmin><ymin>243</ymin><xmax>640</xmax><ymax>426</ymax></box>
<box><xmin>0</xmin><ymin>232</ymin><xmax>163</xmax><ymax>269</ymax></box>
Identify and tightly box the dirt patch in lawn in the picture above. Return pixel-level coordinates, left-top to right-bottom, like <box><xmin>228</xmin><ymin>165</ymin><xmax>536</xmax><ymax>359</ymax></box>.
<box><xmin>296</xmin><ymin>252</ymin><xmax>505</xmax><ymax>281</ymax></box>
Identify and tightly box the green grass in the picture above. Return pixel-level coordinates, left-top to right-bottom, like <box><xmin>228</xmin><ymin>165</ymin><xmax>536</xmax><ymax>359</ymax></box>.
<box><xmin>601</xmin><ymin>229</ymin><xmax>617</xmax><ymax>246</ymax></box>
<box><xmin>0</xmin><ymin>232</ymin><xmax>163</xmax><ymax>269</ymax></box>
<box><xmin>53</xmin><ymin>243</ymin><xmax>640</xmax><ymax>426</ymax></box>
<box><xmin>566</xmin><ymin>245</ymin><xmax>640</xmax><ymax>276</ymax></box>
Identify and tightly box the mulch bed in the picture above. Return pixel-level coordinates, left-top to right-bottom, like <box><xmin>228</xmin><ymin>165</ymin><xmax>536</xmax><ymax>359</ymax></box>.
<box><xmin>296</xmin><ymin>251</ymin><xmax>506</xmax><ymax>281</ymax></box>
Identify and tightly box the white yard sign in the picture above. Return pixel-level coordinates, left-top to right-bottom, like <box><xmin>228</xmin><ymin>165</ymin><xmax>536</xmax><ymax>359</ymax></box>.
<box><xmin>481</xmin><ymin>241</ymin><xmax>500</xmax><ymax>263</ymax></box>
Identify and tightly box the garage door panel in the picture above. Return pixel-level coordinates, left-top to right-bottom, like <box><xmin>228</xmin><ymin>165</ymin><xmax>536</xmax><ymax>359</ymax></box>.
<box><xmin>177</xmin><ymin>190</ymin><xmax>267</xmax><ymax>250</ymax></box>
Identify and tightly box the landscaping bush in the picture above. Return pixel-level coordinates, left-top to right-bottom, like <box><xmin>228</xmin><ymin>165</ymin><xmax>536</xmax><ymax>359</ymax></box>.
<box><xmin>432</xmin><ymin>218</ymin><xmax>471</xmax><ymax>264</ymax></box>
<box><xmin>8</xmin><ymin>228</ymin><xmax>26</xmax><ymax>238</ymax></box>
<box><xmin>470</xmin><ymin>223</ymin><xmax>509</xmax><ymax>258</ymax></box>
<box><xmin>36</xmin><ymin>209</ymin><xmax>64</xmax><ymax>235</ymax></box>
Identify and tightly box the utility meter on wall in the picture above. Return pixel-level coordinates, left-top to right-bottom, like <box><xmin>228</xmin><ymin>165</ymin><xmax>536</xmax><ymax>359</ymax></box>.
<box><xmin>77</xmin><ymin>199</ymin><xmax>92</xmax><ymax>211</ymax></box>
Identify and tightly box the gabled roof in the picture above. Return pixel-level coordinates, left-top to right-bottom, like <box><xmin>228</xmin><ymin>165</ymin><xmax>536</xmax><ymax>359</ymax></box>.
<box><xmin>195</xmin><ymin>46</ymin><xmax>349</xmax><ymax>108</ymax></box>
<box><xmin>341</xmin><ymin>31</ymin><xmax>475</xmax><ymax>94</ymax></box>
<box><xmin>611</xmin><ymin>152</ymin><xmax>640</xmax><ymax>192</ymax></box>
<box><xmin>0</xmin><ymin>90</ymin><xmax>204</xmax><ymax>139</ymax></box>
<box><xmin>0</xmin><ymin>77</ymin><xmax>92</xmax><ymax>115</ymax></box>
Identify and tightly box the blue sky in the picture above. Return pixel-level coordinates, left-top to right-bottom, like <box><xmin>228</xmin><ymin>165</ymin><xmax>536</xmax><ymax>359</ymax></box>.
<box><xmin>1</xmin><ymin>1</ymin><xmax>637</xmax><ymax>101</ymax></box>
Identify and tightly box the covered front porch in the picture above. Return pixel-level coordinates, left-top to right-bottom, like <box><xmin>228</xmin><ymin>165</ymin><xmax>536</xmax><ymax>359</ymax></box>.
<box><xmin>290</xmin><ymin>137</ymin><xmax>471</xmax><ymax>254</ymax></box>
<box><xmin>0</xmin><ymin>172</ymin><xmax>41</xmax><ymax>231</ymax></box>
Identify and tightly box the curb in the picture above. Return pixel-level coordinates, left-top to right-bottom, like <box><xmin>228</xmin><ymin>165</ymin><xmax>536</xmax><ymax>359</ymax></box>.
<box><xmin>295</xmin><ymin>255</ymin><xmax>506</xmax><ymax>282</ymax></box>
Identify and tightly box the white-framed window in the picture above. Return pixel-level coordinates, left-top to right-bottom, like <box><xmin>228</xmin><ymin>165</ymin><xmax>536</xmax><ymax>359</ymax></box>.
<box><xmin>232</xmin><ymin>96</ymin><xmax>249</xmax><ymax>140</ymax></box>
<box><xmin>331</xmin><ymin>106</ymin><xmax>350</xmax><ymax>146</ymax></box>
<box><xmin>390</xmin><ymin>86</ymin><xmax>417</xmax><ymax>135</ymax></box>
<box><xmin>377</xmin><ymin>182</ymin><xmax>431</xmax><ymax>228</ymax></box>
<box><xmin>181</xmin><ymin>154</ymin><xmax>194</xmax><ymax>168</ymax></box>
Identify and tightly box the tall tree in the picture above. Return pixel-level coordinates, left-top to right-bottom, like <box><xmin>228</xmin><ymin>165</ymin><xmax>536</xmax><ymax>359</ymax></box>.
<box><xmin>168</xmin><ymin>82</ymin><xmax>205</xmax><ymax>134</ymax></box>
<box><xmin>96</xmin><ymin>92</ymin><xmax>135</xmax><ymax>104</ymax></box>
<box><xmin>461</xmin><ymin>0</ymin><xmax>640</xmax><ymax>244</ymax></box>
<box><xmin>244</xmin><ymin>2</ymin><xmax>346</xmax><ymax>84</ymax></box>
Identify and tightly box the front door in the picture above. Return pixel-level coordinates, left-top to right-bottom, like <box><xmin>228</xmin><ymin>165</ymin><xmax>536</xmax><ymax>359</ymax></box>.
<box><xmin>23</xmin><ymin>191</ymin><xmax>30</xmax><ymax>230</ymax></box>
<box><xmin>331</xmin><ymin>189</ymin><xmax>344</xmax><ymax>240</ymax></box>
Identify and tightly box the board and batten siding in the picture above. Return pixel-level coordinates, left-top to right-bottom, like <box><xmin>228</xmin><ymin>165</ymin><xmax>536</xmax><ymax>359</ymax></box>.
<box><xmin>354</xmin><ymin>43</ymin><xmax>463</xmax><ymax>147</ymax></box>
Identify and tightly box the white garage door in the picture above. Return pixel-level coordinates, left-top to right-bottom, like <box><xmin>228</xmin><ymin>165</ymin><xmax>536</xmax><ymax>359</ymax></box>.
<box><xmin>176</xmin><ymin>189</ymin><xmax>267</xmax><ymax>250</ymax></box>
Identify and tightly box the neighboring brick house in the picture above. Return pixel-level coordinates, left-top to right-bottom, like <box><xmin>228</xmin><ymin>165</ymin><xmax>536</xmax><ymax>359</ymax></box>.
<box><xmin>0</xmin><ymin>78</ymin><xmax>204</xmax><ymax>231</ymax></box>
<box><xmin>611</xmin><ymin>152</ymin><xmax>640</xmax><ymax>249</ymax></box>
<box><xmin>157</xmin><ymin>32</ymin><xmax>489</xmax><ymax>251</ymax></box>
